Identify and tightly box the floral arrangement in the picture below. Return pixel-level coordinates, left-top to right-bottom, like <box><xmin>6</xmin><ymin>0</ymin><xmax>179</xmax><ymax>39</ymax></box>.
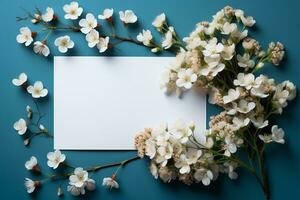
<box><xmin>14</xmin><ymin>2</ymin><xmax>296</xmax><ymax>200</ymax></box>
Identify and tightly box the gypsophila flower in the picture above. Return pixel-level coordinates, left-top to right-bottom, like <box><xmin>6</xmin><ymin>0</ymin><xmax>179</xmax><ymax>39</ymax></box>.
<box><xmin>12</xmin><ymin>72</ymin><xmax>27</xmax><ymax>86</ymax></box>
<box><xmin>102</xmin><ymin>176</ymin><xmax>119</xmax><ymax>189</ymax></box>
<box><xmin>98</xmin><ymin>8</ymin><xmax>113</xmax><ymax>21</ymax></box>
<box><xmin>119</xmin><ymin>10</ymin><xmax>137</xmax><ymax>24</ymax></box>
<box><xmin>14</xmin><ymin>118</ymin><xmax>27</xmax><ymax>135</ymax></box>
<box><xmin>33</xmin><ymin>41</ymin><xmax>50</xmax><ymax>57</ymax></box>
<box><xmin>97</xmin><ymin>36</ymin><xmax>110</xmax><ymax>53</ymax></box>
<box><xmin>16</xmin><ymin>27</ymin><xmax>34</xmax><ymax>46</ymax></box>
<box><xmin>79</xmin><ymin>13</ymin><xmax>97</xmax><ymax>34</ymax></box>
<box><xmin>47</xmin><ymin>150</ymin><xmax>66</xmax><ymax>169</ymax></box>
<box><xmin>27</xmin><ymin>81</ymin><xmax>48</xmax><ymax>98</ymax></box>
<box><xmin>63</xmin><ymin>1</ymin><xmax>83</xmax><ymax>20</ymax></box>
<box><xmin>41</xmin><ymin>7</ymin><xmax>54</xmax><ymax>22</ymax></box>
<box><xmin>54</xmin><ymin>35</ymin><xmax>74</xmax><ymax>53</ymax></box>
<box><xmin>137</xmin><ymin>30</ymin><xmax>153</xmax><ymax>46</ymax></box>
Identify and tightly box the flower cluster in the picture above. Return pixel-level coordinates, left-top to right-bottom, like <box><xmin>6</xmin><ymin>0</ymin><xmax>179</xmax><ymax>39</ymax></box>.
<box><xmin>136</xmin><ymin>6</ymin><xmax>297</xmax><ymax>194</ymax></box>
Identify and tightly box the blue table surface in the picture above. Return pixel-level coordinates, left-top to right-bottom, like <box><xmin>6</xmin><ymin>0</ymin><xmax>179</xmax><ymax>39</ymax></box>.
<box><xmin>0</xmin><ymin>0</ymin><xmax>299</xmax><ymax>199</ymax></box>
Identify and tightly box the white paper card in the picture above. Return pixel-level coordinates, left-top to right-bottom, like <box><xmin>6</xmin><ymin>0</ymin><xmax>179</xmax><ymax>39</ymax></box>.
<box><xmin>54</xmin><ymin>56</ymin><xmax>206</xmax><ymax>150</ymax></box>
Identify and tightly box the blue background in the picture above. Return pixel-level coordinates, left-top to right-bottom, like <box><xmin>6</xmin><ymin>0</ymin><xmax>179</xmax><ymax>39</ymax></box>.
<box><xmin>0</xmin><ymin>0</ymin><xmax>299</xmax><ymax>199</ymax></box>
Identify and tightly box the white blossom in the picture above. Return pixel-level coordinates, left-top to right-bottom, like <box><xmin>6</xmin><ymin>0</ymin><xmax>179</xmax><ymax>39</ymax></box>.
<box><xmin>33</xmin><ymin>41</ymin><xmax>50</xmax><ymax>57</ymax></box>
<box><xmin>63</xmin><ymin>1</ymin><xmax>83</xmax><ymax>20</ymax></box>
<box><xmin>86</xmin><ymin>29</ymin><xmax>100</xmax><ymax>48</ymax></box>
<box><xmin>237</xmin><ymin>53</ymin><xmax>255</xmax><ymax>69</ymax></box>
<box><xmin>224</xmin><ymin>136</ymin><xmax>237</xmax><ymax>156</ymax></box>
<box><xmin>16</xmin><ymin>27</ymin><xmax>33</xmax><ymax>46</ymax></box>
<box><xmin>241</xmin><ymin>16</ymin><xmax>256</xmax><ymax>27</ymax></box>
<box><xmin>47</xmin><ymin>150</ymin><xmax>66</xmax><ymax>169</ymax></box>
<box><xmin>223</xmin><ymin>88</ymin><xmax>240</xmax><ymax>104</ymax></box>
<box><xmin>14</xmin><ymin>118</ymin><xmax>27</xmax><ymax>135</ymax></box>
<box><xmin>203</xmin><ymin>37</ymin><xmax>224</xmax><ymax>65</ymax></box>
<box><xmin>85</xmin><ymin>179</ymin><xmax>96</xmax><ymax>191</ymax></box>
<box><xmin>175</xmin><ymin>154</ymin><xmax>191</xmax><ymax>174</ymax></box>
<box><xmin>194</xmin><ymin>169</ymin><xmax>213</xmax><ymax>186</ymax></box>
<box><xmin>221</xmin><ymin>22</ymin><xmax>237</xmax><ymax>35</ymax></box>
<box><xmin>24</xmin><ymin>178</ymin><xmax>39</xmax><ymax>193</ymax></box>
<box><xmin>233</xmin><ymin>73</ymin><xmax>257</xmax><ymax>90</ymax></box>
<box><xmin>69</xmin><ymin>168</ymin><xmax>89</xmax><ymax>188</ymax></box>
<box><xmin>162</xmin><ymin>28</ymin><xmax>174</xmax><ymax>49</ymax></box>
<box><xmin>79</xmin><ymin>13</ymin><xmax>97</xmax><ymax>34</ymax></box>
<box><xmin>170</xmin><ymin>120</ymin><xmax>193</xmax><ymax>143</ymax></box>
<box><xmin>102</xmin><ymin>177</ymin><xmax>119</xmax><ymax>189</ymax></box>
<box><xmin>137</xmin><ymin>30</ymin><xmax>153</xmax><ymax>46</ymax></box>
<box><xmin>236</xmin><ymin>99</ymin><xmax>256</xmax><ymax>114</ymax></box>
<box><xmin>12</xmin><ymin>72</ymin><xmax>27</xmax><ymax>86</ymax></box>
<box><xmin>119</xmin><ymin>10</ymin><xmax>137</xmax><ymax>24</ymax></box>
<box><xmin>176</xmin><ymin>68</ymin><xmax>197</xmax><ymax>89</ymax></box>
<box><xmin>67</xmin><ymin>185</ymin><xmax>85</xmax><ymax>196</ymax></box>
<box><xmin>96</xmin><ymin>37</ymin><xmax>110</xmax><ymax>53</ymax></box>
<box><xmin>54</xmin><ymin>35</ymin><xmax>74</xmax><ymax>53</ymax></box>
<box><xmin>251</xmin><ymin>117</ymin><xmax>268</xmax><ymax>129</ymax></box>
<box><xmin>98</xmin><ymin>8</ymin><xmax>113</xmax><ymax>20</ymax></box>
<box><xmin>25</xmin><ymin>156</ymin><xmax>38</xmax><ymax>170</ymax></box>
<box><xmin>232</xmin><ymin>117</ymin><xmax>250</xmax><ymax>129</ymax></box>
<box><xmin>42</xmin><ymin>7</ymin><xmax>54</xmax><ymax>22</ymax></box>
<box><xmin>271</xmin><ymin>125</ymin><xmax>285</xmax><ymax>144</ymax></box>
<box><xmin>27</xmin><ymin>81</ymin><xmax>48</xmax><ymax>98</ymax></box>
<box><xmin>152</xmin><ymin>13</ymin><xmax>166</xmax><ymax>30</ymax></box>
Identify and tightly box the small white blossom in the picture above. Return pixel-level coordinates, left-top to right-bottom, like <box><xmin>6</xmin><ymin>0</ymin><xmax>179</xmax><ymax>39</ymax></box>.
<box><xmin>54</xmin><ymin>35</ymin><xmax>74</xmax><ymax>53</ymax></box>
<box><xmin>102</xmin><ymin>177</ymin><xmax>119</xmax><ymax>189</ymax></box>
<box><xmin>162</xmin><ymin>28</ymin><xmax>174</xmax><ymax>49</ymax></box>
<box><xmin>14</xmin><ymin>118</ymin><xmax>27</xmax><ymax>135</ymax></box>
<box><xmin>79</xmin><ymin>13</ymin><xmax>97</xmax><ymax>34</ymax></box>
<box><xmin>175</xmin><ymin>154</ymin><xmax>191</xmax><ymax>174</ymax></box>
<box><xmin>203</xmin><ymin>37</ymin><xmax>224</xmax><ymax>64</ymax></box>
<box><xmin>16</xmin><ymin>27</ymin><xmax>33</xmax><ymax>46</ymax></box>
<box><xmin>137</xmin><ymin>30</ymin><xmax>153</xmax><ymax>46</ymax></box>
<box><xmin>233</xmin><ymin>73</ymin><xmax>257</xmax><ymax>90</ymax></box>
<box><xmin>200</xmin><ymin>63</ymin><xmax>225</xmax><ymax>77</ymax></box>
<box><xmin>221</xmin><ymin>22</ymin><xmax>237</xmax><ymax>35</ymax></box>
<box><xmin>98</xmin><ymin>8</ymin><xmax>113</xmax><ymax>20</ymax></box>
<box><xmin>69</xmin><ymin>168</ymin><xmax>88</xmax><ymax>188</ymax></box>
<box><xmin>237</xmin><ymin>53</ymin><xmax>255</xmax><ymax>70</ymax></box>
<box><xmin>12</xmin><ymin>72</ymin><xmax>27</xmax><ymax>86</ymax></box>
<box><xmin>67</xmin><ymin>185</ymin><xmax>85</xmax><ymax>196</ymax></box>
<box><xmin>96</xmin><ymin>37</ymin><xmax>110</xmax><ymax>53</ymax></box>
<box><xmin>241</xmin><ymin>16</ymin><xmax>256</xmax><ymax>27</ymax></box>
<box><xmin>119</xmin><ymin>10</ymin><xmax>137</xmax><ymax>24</ymax></box>
<box><xmin>194</xmin><ymin>169</ymin><xmax>213</xmax><ymax>186</ymax></box>
<box><xmin>145</xmin><ymin>138</ymin><xmax>157</xmax><ymax>159</ymax></box>
<box><xmin>27</xmin><ymin>81</ymin><xmax>48</xmax><ymax>98</ymax></box>
<box><xmin>223</xmin><ymin>88</ymin><xmax>240</xmax><ymax>104</ymax></box>
<box><xmin>85</xmin><ymin>179</ymin><xmax>96</xmax><ymax>191</ymax></box>
<box><xmin>232</xmin><ymin>117</ymin><xmax>250</xmax><ymax>129</ymax></box>
<box><xmin>86</xmin><ymin>29</ymin><xmax>100</xmax><ymax>48</ymax></box>
<box><xmin>152</xmin><ymin>13</ymin><xmax>166</xmax><ymax>30</ymax></box>
<box><xmin>63</xmin><ymin>1</ymin><xmax>83</xmax><ymax>20</ymax></box>
<box><xmin>224</xmin><ymin>136</ymin><xmax>237</xmax><ymax>157</ymax></box>
<box><xmin>41</xmin><ymin>7</ymin><xmax>54</xmax><ymax>22</ymax></box>
<box><xmin>33</xmin><ymin>41</ymin><xmax>50</xmax><ymax>57</ymax></box>
<box><xmin>25</xmin><ymin>156</ymin><xmax>38</xmax><ymax>170</ymax></box>
<box><xmin>271</xmin><ymin>125</ymin><xmax>285</xmax><ymax>144</ymax></box>
<box><xmin>176</xmin><ymin>68</ymin><xmax>197</xmax><ymax>89</ymax></box>
<box><xmin>47</xmin><ymin>150</ymin><xmax>66</xmax><ymax>169</ymax></box>
<box><xmin>236</xmin><ymin>99</ymin><xmax>256</xmax><ymax>114</ymax></box>
<box><xmin>251</xmin><ymin>117</ymin><xmax>268</xmax><ymax>129</ymax></box>
<box><xmin>24</xmin><ymin>178</ymin><xmax>39</xmax><ymax>193</ymax></box>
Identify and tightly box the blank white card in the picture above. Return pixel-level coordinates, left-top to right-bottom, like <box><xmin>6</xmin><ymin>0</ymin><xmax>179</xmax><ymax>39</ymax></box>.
<box><xmin>54</xmin><ymin>56</ymin><xmax>206</xmax><ymax>150</ymax></box>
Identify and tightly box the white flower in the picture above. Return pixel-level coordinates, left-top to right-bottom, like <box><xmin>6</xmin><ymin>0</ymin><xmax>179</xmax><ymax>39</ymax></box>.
<box><xmin>16</xmin><ymin>27</ymin><xmax>33</xmax><ymax>46</ymax></box>
<box><xmin>98</xmin><ymin>8</ymin><xmax>113</xmax><ymax>20</ymax></box>
<box><xmin>149</xmin><ymin>162</ymin><xmax>158</xmax><ymax>179</ymax></box>
<box><xmin>162</xmin><ymin>28</ymin><xmax>173</xmax><ymax>49</ymax></box>
<box><xmin>176</xmin><ymin>68</ymin><xmax>197</xmax><ymax>89</ymax></box>
<box><xmin>145</xmin><ymin>138</ymin><xmax>157</xmax><ymax>159</ymax></box>
<box><xmin>235</xmin><ymin>9</ymin><xmax>244</xmax><ymax>18</ymax></box>
<box><xmin>152</xmin><ymin>13</ymin><xmax>166</xmax><ymax>29</ymax></box>
<box><xmin>223</xmin><ymin>88</ymin><xmax>240</xmax><ymax>104</ymax></box>
<box><xmin>85</xmin><ymin>179</ymin><xmax>96</xmax><ymax>191</ymax></box>
<box><xmin>233</xmin><ymin>73</ymin><xmax>257</xmax><ymax>90</ymax></box>
<box><xmin>85</xmin><ymin>29</ymin><xmax>100</xmax><ymax>48</ymax></box>
<box><xmin>221</xmin><ymin>22</ymin><xmax>237</xmax><ymax>35</ymax></box>
<box><xmin>186</xmin><ymin>148</ymin><xmax>202</xmax><ymax>164</ymax></box>
<box><xmin>54</xmin><ymin>35</ymin><xmax>74</xmax><ymax>53</ymax></box>
<box><xmin>25</xmin><ymin>178</ymin><xmax>39</xmax><ymax>193</ymax></box>
<box><xmin>25</xmin><ymin>156</ymin><xmax>38</xmax><ymax>170</ymax></box>
<box><xmin>137</xmin><ymin>30</ymin><xmax>153</xmax><ymax>46</ymax></box>
<box><xmin>194</xmin><ymin>169</ymin><xmax>213</xmax><ymax>186</ymax></box>
<box><xmin>258</xmin><ymin>134</ymin><xmax>272</xmax><ymax>143</ymax></box>
<box><xmin>119</xmin><ymin>10</ymin><xmax>137</xmax><ymax>24</ymax></box>
<box><xmin>237</xmin><ymin>53</ymin><xmax>255</xmax><ymax>69</ymax></box>
<box><xmin>157</xmin><ymin>144</ymin><xmax>173</xmax><ymax>166</ymax></box>
<box><xmin>27</xmin><ymin>81</ymin><xmax>48</xmax><ymax>98</ymax></box>
<box><xmin>224</xmin><ymin>136</ymin><xmax>237</xmax><ymax>157</ymax></box>
<box><xmin>175</xmin><ymin>154</ymin><xmax>191</xmax><ymax>174</ymax></box>
<box><xmin>236</xmin><ymin>99</ymin><xmax>256</xmax><ymax>114</ymax></box>
<box><xmin>199</xmin><ymin>63</ymin><xmax>225</xmax><ymax>77</ymax></box>
<box><xmin>63</xmin><ymin>1</ymin><xmax>83</xmax><ymax>20</ymax></box>
<box><xmin>42</xmin><ymin>7</ymin><xmax>54</xmax><ymax>22</ymax></box>
<box><xmin>171</xmin><ymin>120</ymin><xmax>193</xmax><ymax>144</ymax></box>
<box><xmin>251</xmin><ymin>117</ymin><xmax>268</xmax><ymax>129</ymax></box>
<box><xmin>33</xmin><ymin>41</ymin><xmax>50</xmax><ymax>57</ymax></box>
<box><xmin>102</xmin><ymin>177</ymin><xmax>119</xmax><ymax>189</ymax></box>
<box><xmin>241</xmin><ymin>16</ymin><xmax>256</xmax><ymax>27</ymax></box>
<box><xmin>69</xmin><ymin>168</ymin><xmax>88</xmax><ymax>188</ymax></box>
<box><xmin>203</xmin><ymin>37</ymin><xmax>224</xmax><ymax>63</ymax></box>
<box><xmin>79</xmin><ymin>13</ymin><xmax>97</xmax><ymax>34</ymax></box>
<box><xmin>232</xmin><ymin>116</ymin><xmax>250</xmax><ymax>129</ymax></box>
<box><xmin>67</xmin><ymin>185</ymin><xmax>85</xmax><ymax>196</ymax></box>
<box><xmin>271</xmin><ymin>125</ymin><xmax>285</xmax><ymax>144</ymax></box>
<box><xmin>221</xmin><ymin>44</ymin><xmax>235</xmax><ymax>60</ymax></box>
<box><xmin>14</xmin><ymin>118</ymin><xmax>27</xmax><ymax>135</ymax></box>
<box><xmin>12</xmin><ymin>72</ymin><xmax>27</xmax><ymax>86</ymax></box>
<box><xmin>47</xmin><ymin>150</ymin><xmax>66</xmax><ymax>169</ymax></box>
<box><xmin>96</xmin><ymin>37</ymin><xmax>110</xmax><ymax>53</ymax></box>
